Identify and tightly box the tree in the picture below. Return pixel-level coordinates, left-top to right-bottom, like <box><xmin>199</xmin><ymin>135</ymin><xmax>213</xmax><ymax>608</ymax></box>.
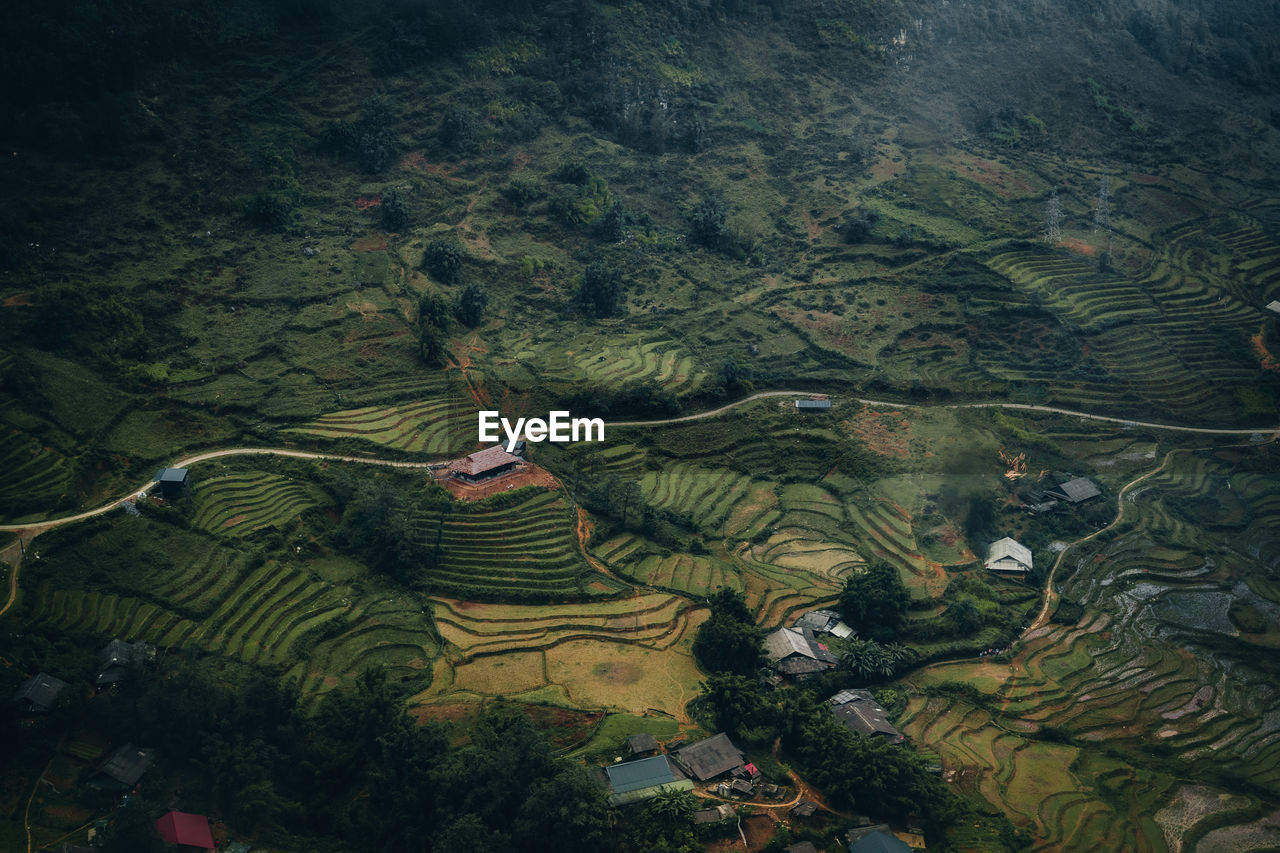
<box><xmin>719</xmin><ymin>357</ymin><xmax>752</xmax><ymax>396</ymax></box>
<box><xmin>692</xmin><ymin>589</ymin><xmax>765</xmax><ymax>676</ymax></box>
<box><xmin>689</xmin><ymin>194</ymin><xmax>728</xmax><ymax>248</ymax></box>
<box><xmin>455</xmin><ymin>282</ymin><xmax>487</xmax><ymax>327</ymax></box>
<box><xmin>943</xmin><ymin>598</ymin><xmax>983</xmax><ymax>635</ymax></box>
<box><xmin>381</xmin><ymin>188</ymin><xmax>409</xmax><ymax>231</ymax></box>
<box><xmin>423</xmin><ymin>238</ymin><xmax>464</xmax><ymax>283</ymax></box>
<box><xmin>645</xmin><ymin>788</ymin><xmax>695</xmax><ymax>827</ymax></box>
<box><xmin>417</xmin><ymin>292</ymin><xmax>453</xmax><ymax>366</ymax></box>
<box><xmin>701</xmin><ymin>672</ymin><xmax>771</xmax><ymax>737</ymax></box>
<box><xmin>600</xmin><ymin>200</ymin><xmax>627</xmax><ymax>242</ymax></box>
<box><xmin>839</xmin><ymin>560</ymin><xmax>910</xmax><ymax>642</ymax></box>
<box><xmin>839</xmin><ymin>638</ymin><xmax>916</xmax><ymax>682</ymax></box>
<box><xmin>576</xmin><ymin>258</ymin><xmax>625</xmax><ymax>317</ymax></box>
<box><xmin>843</xmin><ymin>206</ymin><xmax>881</xmax><ymax>243</ymax></box>
<box><xmin>440</xmin><ymin>104</ymin><xmax>479</xmax><ymax>154</ymax></box>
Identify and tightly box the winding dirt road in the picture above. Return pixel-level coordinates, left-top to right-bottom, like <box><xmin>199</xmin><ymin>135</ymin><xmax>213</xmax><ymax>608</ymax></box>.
<box><xmin>1025</xmin><ymin>446</ymin><xmax>1183</xmax><ymax>633</ymax></box>
<box><xmin>0</xmin><ymin>393</ymin><xmax>1275</xmax><ymax>619</ymax></box>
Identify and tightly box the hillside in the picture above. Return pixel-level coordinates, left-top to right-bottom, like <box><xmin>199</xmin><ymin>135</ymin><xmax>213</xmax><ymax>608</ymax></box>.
<box><xmin>2</xmin><ymin>1</ymin><xmax>1280</xmax><ymax>851</ymax></box>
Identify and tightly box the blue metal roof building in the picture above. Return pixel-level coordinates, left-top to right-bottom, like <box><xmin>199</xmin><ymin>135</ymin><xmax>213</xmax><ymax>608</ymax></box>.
<box><xmin>604</xmin><ymin>755</ymin><xmax>692</xmax><ymax>805</ymax></box>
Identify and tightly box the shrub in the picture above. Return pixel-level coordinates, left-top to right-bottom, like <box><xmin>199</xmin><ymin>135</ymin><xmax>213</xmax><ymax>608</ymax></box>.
<box><xmin>439</xmin><ymin>105</ymin><xmax>479</xmax><ymax>154</ymax></box>
<box><xmin>503</xmin><ymin>179</ymin><xmax>544</xmax><ymax>207</ymax></box>
<box><xmin>246</xmin><ymin>192</ymin><xmax>295</xmax><ymax>230</ymax></box>
<box><xmin>552</xmin><ymin>160</ymin><xmax>592</xmax><ymax>185</ymax></box>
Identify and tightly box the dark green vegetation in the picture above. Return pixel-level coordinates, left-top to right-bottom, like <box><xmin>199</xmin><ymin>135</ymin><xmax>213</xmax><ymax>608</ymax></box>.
<box><xmin>691</xmin><ymin>588</ymin><xmax>765</xmax><ymax>675</ymax></box>
<box><xmin>1</xmin><ymin>651</ymin><xmax>618</xmax><ymax>852</ymax></box>
<box><xmin>4</xmin><ymin>0</ymin><xmax>1280</xmax><ymax>850</ymax></box>
<box><xmin>3</xmin><ymin>0</ymin><xmax>1280</xmax><ymax>523</ymax></box>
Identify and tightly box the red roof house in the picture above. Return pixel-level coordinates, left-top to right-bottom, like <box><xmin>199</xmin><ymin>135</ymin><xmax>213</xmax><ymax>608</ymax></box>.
<box><xmin>155</xmin><ymin>811</ymin><xmax>214</xmax><ymax>849</ymax></box>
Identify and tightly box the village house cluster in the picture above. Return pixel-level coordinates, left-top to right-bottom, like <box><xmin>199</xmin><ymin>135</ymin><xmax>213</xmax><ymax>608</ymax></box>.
<box><xmin>597</xmin><ymin>723</ymin><xmax>919</xmax><ymax>852</ymax></box>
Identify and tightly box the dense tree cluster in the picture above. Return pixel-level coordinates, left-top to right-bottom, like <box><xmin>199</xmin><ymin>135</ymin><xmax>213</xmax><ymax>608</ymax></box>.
<box><xmin>576</xmin><ymin>258</ymin><xmax>626</xmax><ymax>317</ymax></box>
<box><xmin>422</xmin><ymin>238</ymin><xmax>464</xmax><ymax>284</ymax></box>
<box><xmin>778</xmin><ymin>692</ymin><xmax>960</xmax><ymax>828</ymax></box>
<box><xmin>380</xmin><ymin>188</ymin><xmax>409</xmax><ymax>231</ymax></box>
<box><xmin>334</xmin><ymin>475</ymin><xmax>450</xmax><ymax>584</ymax></box>
<box><xmin>417</xmin><ymin>292</ymin><xmax>453</xmax><ymax>366</ymax></box>
<box><xmin>76</xmin><ymin>662</ymin><xmax>617</xmax><ymax>852</ymax></box>
<box><xmin>839</xmin><ymin>560</ymin><xmax>910</xmax><ymax>642</ymax></box>
<box><xmin>692</xmin><ymin>589</ymin><xmax>765</xmax><ymax>676</ymax></box>
<box><xmin>455</xmin><ymin>282</ymin><xmax>488</xmax><ymax>327</ymax></box>
<box><xmin>321</xmin><ymin>99</ymin><xmax>398</xmax><ymax>173</ymax></box>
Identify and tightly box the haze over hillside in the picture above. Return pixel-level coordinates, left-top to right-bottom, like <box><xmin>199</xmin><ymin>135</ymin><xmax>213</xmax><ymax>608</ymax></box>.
<box><xmin>2</xmin><ymin>2</ymin><xmax>1279</xmax><ymax>852</ymax></box>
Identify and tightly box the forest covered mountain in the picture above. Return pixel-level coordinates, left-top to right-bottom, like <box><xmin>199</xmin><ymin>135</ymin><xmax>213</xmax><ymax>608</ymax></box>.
<box><xmin>2</xmin><ymin>1</ymin><xmax>1280</xmax><ymax>851</ymax></box>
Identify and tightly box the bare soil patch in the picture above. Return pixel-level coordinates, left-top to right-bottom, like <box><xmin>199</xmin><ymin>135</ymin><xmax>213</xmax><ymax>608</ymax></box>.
<box><xmin>439</xmin><ymin>463</ymin><xmax>559</xmax><ymax>501</ymax></box>
<box><xmin>354</xmin><ymin>193</ymin><xmax>382</xmax><ymax>209</ymax></box>
<box><xmin>400</xmin><ymin>153</ymin><xmax>463</xmax><ymax>179</ymax></box>
<box><xmin>1057</xmin><ymin>237</ymin><xmax>1098</xmax><ymax>256</ymax></box>
<box><xmin>351</xmin><ymin>234</ymin><xmax>388</xmax><ymax>253</ymax></box>
<box><xmin>591</xmin><ymin>661</ymin><xmax>643</xmax><ymax>685</ymax></box>
<box><xmin>942</xmin><ymin>152</ymin><xmax>1037</xmax><ymax>199</ymax></box>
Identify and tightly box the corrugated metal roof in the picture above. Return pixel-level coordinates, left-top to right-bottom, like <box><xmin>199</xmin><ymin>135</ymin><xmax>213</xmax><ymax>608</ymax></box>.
<box><xmin>94</xmin><ymin>745</ymin><xmax>155</xmax><ymax>787</ymax></box>
<box><xmin>830</xmin><ymin>690</ymin><xmax>904</xmax><ymax>742</ymax></box>
<box><xmin>626</xmin><ymin>733</ymin><xmax>659</xmax><ymax>753</ymax></box>
<box><xmin>765</xmin><ymin>627</ymin><xmax>815</xmax><ymax>662</ymax></box>
<box><xmin>848</xmin><ymin>830</ymin><xmax>912</xmax><ymax>853</ymax></box>
<box><xmin>985</xmin><ymin>537</ymin><xmax>1032</xmax><ymax>571</ymax></box>
<box><xmin>673</xmin><ymin>732</ymin><xmax>744</xmax><ymax>781</ymax></box>
<box><xmin>1052</xmin><ymin>477</ymin><xmax>1101</xmax><ymax>502</ymax></box>
<box><xmin>606</xmin><ymin>755</ymin><xmax>683</xmax><ymax>795</ymax></box>
<box><xmin>12</xmin><ymin>673</ymin><xmax>68</xmax><ymax>711</ymax></box>
<box><xmin>795</xmin><ymin>399</ymin><xmax>832</xmax><ymax>409</ymax></box>
<box><xmin>608</xmin><ymin>779</ymin><xmax>693</xmax><ymax>806</ymax></box>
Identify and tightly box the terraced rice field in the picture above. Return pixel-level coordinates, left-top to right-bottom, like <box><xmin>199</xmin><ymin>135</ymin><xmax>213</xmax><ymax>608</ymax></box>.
<box><xmin>625</xmin><ymin>552</ymin><xmax>744</xmax><ymax>595</ymax></box>
<box><xmin>983</xmin><ymin>221</ymin><xmax>1271</xmax><ymax>423</ymax></box>
<box><xmin>638</xmin><ymin>463</ymin><xmax>777</xmax><ymax>537</ymax></box>
<box><xmin>0</xmin><ymin>427</ymin><xmax>74</xmax><ymax>518</ymax></box>
<box><xmin>287</xmin><ymin>397</ymin><xmax>474</xmax><ymax>455</ymax></box>
<box><xmin>900</xmin><ymin>695</ymin><xmax>1170</xmax><ymax>851</ymax></box>
<box><xmin>618</xmin><ymin>454</ymin><xmax>958</xmax><ymax>619</ymax></box>
<box><xmin>422</xmin><ymin>594</ymin><xmax>706</xmax><ymax>718</ymax></box>
<box><xmin>988</xmin><ymin>250</ymin><xmax>1163</xmax><ymax>332</ymax></box>
<box><xmin>25</xmin><ymin>552</ymin><xmax>441</xmax><ymax>707</ymax></box>
<box><xmin>192</xmin><ymin>472</ymin><xmax>324</xmax><ymax>537</ymax></box>
<box><xmin>904</xmin><ymin>449</ymin><xmax>1280</xmax><ymax>849</ymax></box>
<box><xmin>519</xmin><ymin>333</ymin><xmax>710</xmax><ymax>397</ymax></box>
<box><xmin>412</xmin><ymin>489</ymin><xmax>626</xmax><ymax>598</ymax></box>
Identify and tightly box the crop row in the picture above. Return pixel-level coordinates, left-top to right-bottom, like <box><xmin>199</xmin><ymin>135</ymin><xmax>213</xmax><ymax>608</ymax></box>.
<box><xmin>531</xmin><ymin>336</ymin><xmax>709</xmax><ymax>396</ymax></box>
<box><xmin>288</xmin><ymin>397</ymin><xmax>474</xmax><ymax>455</ymax></box>
<box><xmin>411</xmin><ymin>490</ymin><xmax>615</xmax><ymax>598</ymax></box>
<box><xmin>430</xmin><ymin>593</ymin><xmax>690</xmax><ymax>657</ymax></box>
<box><xmin>0</xmin><ymin>428</ymin><xmax>73</xmax><ymax>515</ymax></box>
<box><xmin>192</xmin><ymin>472</ymin><xmax>322</xmax><ymax>537</ymax></box>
